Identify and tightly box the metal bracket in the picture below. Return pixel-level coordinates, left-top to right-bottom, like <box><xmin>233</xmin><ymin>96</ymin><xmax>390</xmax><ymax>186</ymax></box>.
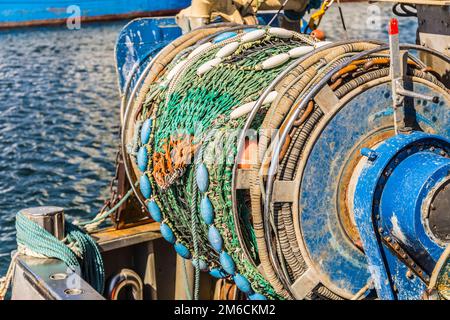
<box><xmin>272</xmin><ymin>180</ymin><xmax>297</xmax><ymax>202</ymax></box>
<box><xmin>290</xmin><ymin>268</ymin><xmax>320</xmax><ymax>300</ymax></box>
<box><xmin>389</xmin><ymin>18</ymin><xmax>440</xmax><ymax>134</ymax></box>
<box><xmin>381</xmin><ymin>234</ymin><xmax>430</xmax><ymax>284</ymax></box>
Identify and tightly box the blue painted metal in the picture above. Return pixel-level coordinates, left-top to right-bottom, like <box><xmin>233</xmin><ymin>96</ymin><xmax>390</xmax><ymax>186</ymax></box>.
<box><xmin>354</xmin><ymin>132</ymin><xmax>450</xmax><ymax>300</ymax></box>
<box><xmin>299</xmin><ymin>81</ymin><xmax>449</xmax><ymax>298</ymax></box>
<box><xmin>360</xmin><ymin>148</ymin><xmax>378</xmax><ymax>162</ymax></box>
<box><xmin>115</xmin><ymin>17</ymin><xmax>183</xmax><ymax>94</ymax></box>
<box><xmin>212</xmin><ymin>32</ymin><xmax>238</xmax><ymax>44</ymax></box>
<box><xmin>0</xmin><ymin>1</ymin><xmax>189</xmax><ymax>27</ymax></box>
<box><xmin>381</xmin><ymin>151</ymin><xmax>450</xmax><ymax>261</ymax></box>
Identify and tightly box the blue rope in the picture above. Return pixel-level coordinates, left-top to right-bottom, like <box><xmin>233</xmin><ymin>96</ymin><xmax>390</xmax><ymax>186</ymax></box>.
<box><xmin>16</xmin><ymin>212</ymin><xmax>105</xmax><ymax>293</ymax></box>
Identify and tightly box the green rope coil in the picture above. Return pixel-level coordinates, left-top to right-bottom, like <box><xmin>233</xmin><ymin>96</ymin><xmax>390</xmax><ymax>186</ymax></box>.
<box><xmin>16</xmin><ymin>212</ymin><xmax>105</xmax><ymax>293</ymax></box>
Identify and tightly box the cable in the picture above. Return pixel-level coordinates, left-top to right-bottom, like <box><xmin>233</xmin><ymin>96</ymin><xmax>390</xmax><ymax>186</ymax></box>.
<box><xmin>267</xmin><ymin>0</ymin><xmax>291</xmax><ymax>26</ymax></box>
<box><xmin>337</xmin><ymin>0</ymin><xmax>348</xmax><ymax>39</ymax></box>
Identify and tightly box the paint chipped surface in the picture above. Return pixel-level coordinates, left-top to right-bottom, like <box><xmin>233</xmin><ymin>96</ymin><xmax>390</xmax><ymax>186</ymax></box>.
<box><xmin>391</xmin><ymin>214</ymin><xmax>409</xmax><ymax>245</ymax></box>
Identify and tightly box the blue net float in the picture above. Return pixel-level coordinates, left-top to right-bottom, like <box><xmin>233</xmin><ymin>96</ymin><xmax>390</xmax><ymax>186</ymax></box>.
<box><xmin>207</xmin><ymin>225</ymin><xmax>223</xmax><ymax>252</ymax></box>
<box><xmin>137</xmin><ymin>147</ymin><xmax>148</xmax><ymax>172</ymax></box>
<box><xmin>147</xmin><ymin>200</ymin><xmax>162</xmax><ymax>222</ymax></box>
<box><xmin>233</xmin><ymin>274</ymin><xmax>253</xmax><ymax>294</ymax></box>
<box><xmin>196</xmin><ymin>163</ymin><xmax>209</xmax><ymax>193</ymax></box>
<box><xmin>139</xmin><ymin>174</ymin><xmax>152</xmax><ymax>199</ymax></box>
<box><xmin>219</xmin><ymin>251</ymin><xmax>236</xmax><ymax>276</ymax></box>
<box><xmin>192</xmin><ymin>258</ymin><xmax>209</xmax><ymax>271</ymax></box>
<box><xmin>174</xmin><ymin>242</ymin><xmax>191</xmax><ymax>259</ymax></box>
<box><xmin>140</xmin><ymin>118</ymin><xmax>152</xmax><ymax>145</ymax></box>
<box><xmin>160</xmin><ymin>223</ymin><xmax>176</xmax><ymax>244</ymax></box>
<box><xmin>212</xmin><ymin>31</ymin><xmax>238</xmax><ymax>44</ymax></box>
<box><xmin>200</xmin><ymin>196</ymin><xmax>214</xmax><ymax>225</ymax></box>
<box><xmin>209</xmin><ymin>268</ymin><xmax>227</xmax><ymax>279</ymax></box>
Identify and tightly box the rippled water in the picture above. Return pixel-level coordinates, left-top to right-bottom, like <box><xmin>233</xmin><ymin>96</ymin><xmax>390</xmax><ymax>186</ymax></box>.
<box><xmin>0</xmin><ymin>21</ymin><xmax>126</xmax><ymax>273</ymax></box>
<box><xmin>0</xmin><ymin>3</ymin><xmax>417</xmax><ymax>275</ymax></box>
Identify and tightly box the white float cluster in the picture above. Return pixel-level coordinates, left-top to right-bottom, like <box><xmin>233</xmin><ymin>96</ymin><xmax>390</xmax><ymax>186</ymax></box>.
<box><xmin>167</xmin><ymin>28</ymin><xmax>332</xmax><ymax>120</ymax></box>
<box><xmin>195</xmin><ymin>28</ymin><xmax>331</xmax><ymax>76</ymax></box>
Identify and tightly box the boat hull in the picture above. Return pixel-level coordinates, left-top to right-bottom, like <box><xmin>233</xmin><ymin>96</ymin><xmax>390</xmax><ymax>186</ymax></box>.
<box><xmin>0</xmin><ymin>0</ymin><xmax>190</xmax><ymax>29</ymax></box>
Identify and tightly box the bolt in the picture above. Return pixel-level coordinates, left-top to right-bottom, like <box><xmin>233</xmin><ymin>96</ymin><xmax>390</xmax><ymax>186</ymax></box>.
<box><xmin>385</xmin><ymin>236</ymin><xmax>392</xmax><ymax>242</ymax></box>
<box><xmin>378</xmin><ymin>227</ymin><xmax>384</xmax><ymax>233</ymax></box>
<box><xmin>406</xmin><ymin>270</ymin><xmax>414</xmax><ymax>279</ymax></box>
<box><xmin>361</xmin><ymin>148</ymin><xmax>378</xmax><ymax>162</ymax></box>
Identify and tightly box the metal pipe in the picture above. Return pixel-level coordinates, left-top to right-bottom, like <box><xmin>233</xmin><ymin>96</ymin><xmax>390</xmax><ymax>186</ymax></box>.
<box><xmin>107</xmin><ymin>268</ymin><xmax>143</xmax><ymax>300</ymax></box>
<box><xmin>19</xmin><ymin>206</ymin><xmax>65</xmax><ymax>240</ymax></box>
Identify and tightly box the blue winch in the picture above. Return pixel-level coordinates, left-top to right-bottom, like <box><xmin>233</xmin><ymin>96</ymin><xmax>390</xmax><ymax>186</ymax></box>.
<box><xmin>355</xmin><ymin>132</ymin><xmax>450</xmax><ymax>299</ymax></box>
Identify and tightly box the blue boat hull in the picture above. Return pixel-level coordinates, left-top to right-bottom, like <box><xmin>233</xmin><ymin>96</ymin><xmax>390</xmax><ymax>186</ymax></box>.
<box><xmin>0</xmin><ymin>0</ymin><xmax>190</xmax><ymax>28</ymax></box>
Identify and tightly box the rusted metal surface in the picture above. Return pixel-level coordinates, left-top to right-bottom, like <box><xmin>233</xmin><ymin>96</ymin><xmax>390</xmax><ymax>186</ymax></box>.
<box><xmin>338</xmin><ymin>129</ymin><xmax>394</xmax><ymax>248</ymax></box>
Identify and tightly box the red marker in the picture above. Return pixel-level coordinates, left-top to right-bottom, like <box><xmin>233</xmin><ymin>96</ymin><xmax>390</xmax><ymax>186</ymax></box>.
<box><xmin>388</xmin><ymin>18</ymin><xmax>399</xmax><ymax>35</ymax></box>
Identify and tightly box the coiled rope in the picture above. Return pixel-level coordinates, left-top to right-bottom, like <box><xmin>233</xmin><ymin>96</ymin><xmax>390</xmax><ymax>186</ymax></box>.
<box><xmin>0</xmin><ymin>187</ymin><xmax>136</xmax><ymax>299</ymax></box>
<box><xmin>0</xmin><ymin>211</ymin><xmax>106</xmax><ymax>299</ymax></box>
<box><xmin>16</xmin><ymin>211</ymin><xmax>105</xmax><ymax>293</ymax></box>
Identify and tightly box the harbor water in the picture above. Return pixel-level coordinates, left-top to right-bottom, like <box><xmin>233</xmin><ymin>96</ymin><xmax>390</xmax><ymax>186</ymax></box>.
<box><xmin>0</xmin><ymin>3</ymin><xmax>417</xmax><ymax>275</ymax></box>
